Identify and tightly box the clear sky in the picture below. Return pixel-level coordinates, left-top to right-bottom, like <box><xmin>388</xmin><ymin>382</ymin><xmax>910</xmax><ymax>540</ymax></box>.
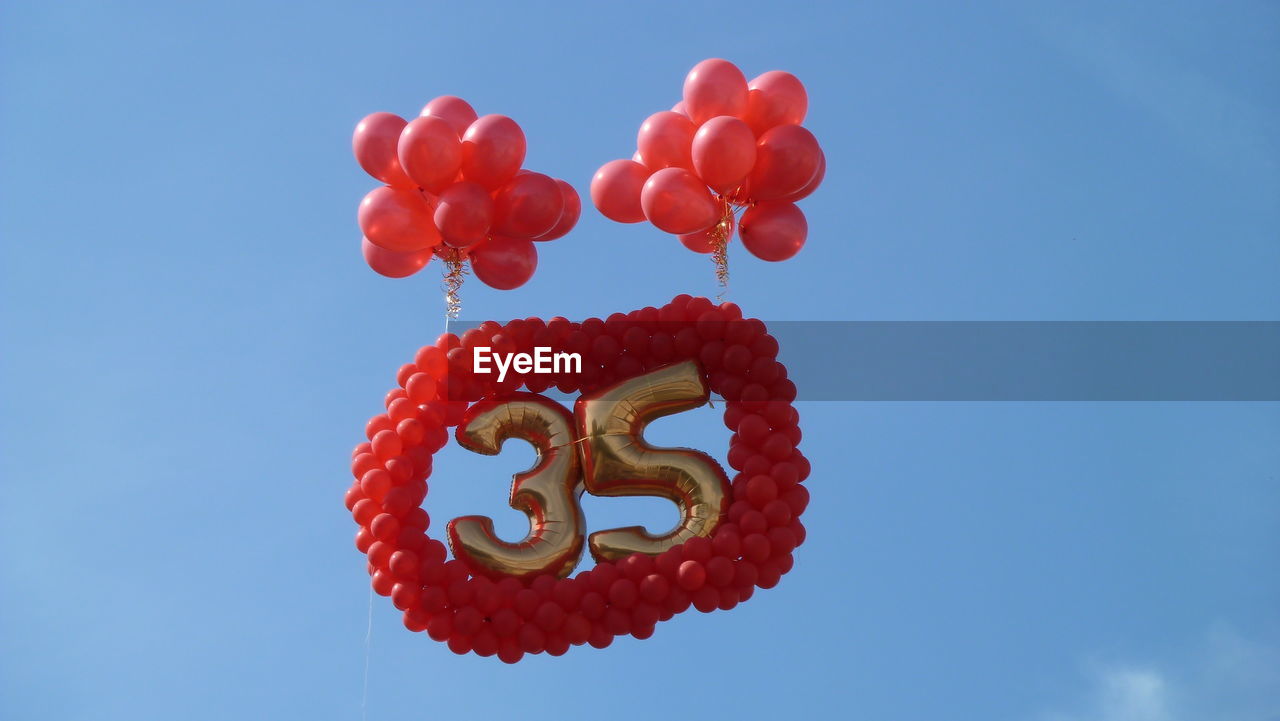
<box><xmin>2</xmin><ymin>2</ymin><xmax>1278</xmax><ymax>720</ymax></box>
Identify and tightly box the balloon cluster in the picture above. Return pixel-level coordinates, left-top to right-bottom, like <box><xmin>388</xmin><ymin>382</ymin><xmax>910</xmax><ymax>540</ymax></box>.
<box><xmin>344</xmin><ymin>296</ymin><xmax>809</xmax><ymax>662</ymax></box>
<box><xmin>591</xmin><ymin>59</ymin><xmax>823</xmax><ymax>278</ymax></box>
<box><xmin>354</xmin><ymin>97</ymin><xmax>580</xmax><ymax>305</ymax></box>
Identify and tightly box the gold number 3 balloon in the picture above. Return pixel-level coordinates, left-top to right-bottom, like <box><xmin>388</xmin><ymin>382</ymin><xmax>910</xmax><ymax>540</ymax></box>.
<box><xmin>447</xmin><ymin>393</ymin><xmax>586</xmax><ymax>580</ymax></box>
<box><xmin>445</xmin><ymin>361</ymin><xmax>730</xmax><ymax>578</ymax></box>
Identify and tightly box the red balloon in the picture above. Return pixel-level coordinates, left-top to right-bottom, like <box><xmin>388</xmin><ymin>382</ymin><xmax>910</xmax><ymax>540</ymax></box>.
<box><xmin>636</xmin><ymin>111</ymin><xmax>695</xmax><ymax>171</ymax></box>
<box><xmin>533</xmin><ymin>180</ymin><xmax>580</xmax><ymax>241</ymax></box>
<box><xmin>590</xmin><ymin>159</ymin><xmax>650</xmax><ymax>223</ymax></box>
<box><xmin>682</xmin><ymin>59</ymin><xmax>749</xmax><ymax>125</ymax></box>
<box><xmin>397</xmin><ymin>116</ymin><xmax>461</xmax><ymax>193</ymax></box>
<box><xmin>743</xmin><ymin>71</ymin><xmax>808</xmax><ymax>136</ymax></box>
<box><xmin>433</xmin><ymin>181</ymin><xmax>493</xmax><ymax>248</ymax></box>
<box><xmin>469</xmin><ymin>235</ymin><xmax>537</xmax><ymax>290</ymax></box>
<box><xmin>678</xmin><ymin>213</ymin><xmax>733</xmax><ymax>254</ymax></box>
<box><xmin>493</xmin><ymin>171</ymin><xmax>564</xmax><ymax>238</ymax></box>
<box><xmin>420</xmin><ymin>96</ymin><xmax>477</xmax><ymax>138</ymax></box>
<box><xmin>461</xmin><ymin>115</ymin><xmax>526</xmax><ymax>190</ymax></box>
<box><xmin>691</xmin><ymin>116</ymin><xmax>756</xmax><ymax>194</ymax></box>
<box><xmin>676</xmin><ymin>560</ymin><xmax>707</xmax><ymax>591</ymax></box>
<box><xmin>746</xmin><ymin>124</ymin><xmax>822</xmax><ymax>201</ymax></box>
<box><xmin>739</xmin><ymin>202</ymin><xmax>807</xmax><ymax>261</ymax></box>
<box><xmin>779</xmin><ymin>149</ymin><xmax>824</xmax><ymax>202</ymax></box>
<box><xmin>353</xmin><ymin>112</ymin><xmax>413</xmax><ymax>187</ymax></box>
<box><xmin>641</xmin><ymin>167</ymin><xmax>719</xmax><ymax>235</ymax></box>
<box><xmin>671</xmin><ymin>100</ymin><xmax>688</xmax><ymax>117</ymax></box>
<box><xmin>358</xmin><ymin>186</ymin><xmax>439</xmax><ymax>251</ymax></box>
<box><xmin>361</xmin><ymin>237</ymin><xmax>431</xmax><ymax>278</ymax></box>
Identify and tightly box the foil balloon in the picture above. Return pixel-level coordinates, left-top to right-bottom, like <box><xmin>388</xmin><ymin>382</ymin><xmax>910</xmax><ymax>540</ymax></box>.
<box><xmin>575</xmin><ymin>361</ymin><xmax>731</xmax><ymax>562</ymax></box>
<box><xmin>448</xmin><ymin>393</ymin><xmax>585</xmax><ymax>580</ymax></box>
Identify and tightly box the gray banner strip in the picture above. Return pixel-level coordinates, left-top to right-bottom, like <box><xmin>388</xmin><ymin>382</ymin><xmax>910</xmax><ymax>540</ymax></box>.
<box><xmin>448</xmin><ymin>321</ymin><xmax>1280</xmax><ymax>400</ymax></box>
<box><xmin>767</xmin><ymin>321</ymin><xmax>1280</xmax><ymax>400</ymax></box>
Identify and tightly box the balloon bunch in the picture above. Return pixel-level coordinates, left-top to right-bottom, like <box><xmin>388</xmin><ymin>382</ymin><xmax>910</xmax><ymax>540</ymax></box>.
<box><xmin>354</xmin><ymin>96</ymin><xmax>580</xmax><ymax>314</ymax></box>
<box><xmin>591</xmin><ymin>59</ymin><xmax>823</xmax><ymax>285</ymax></box>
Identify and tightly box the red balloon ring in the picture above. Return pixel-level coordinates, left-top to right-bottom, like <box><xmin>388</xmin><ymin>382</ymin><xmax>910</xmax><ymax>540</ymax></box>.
<box><xmin>344</xmin><ymin>295</ymin><xmax>809</xmax><ymax>662</ymax></box>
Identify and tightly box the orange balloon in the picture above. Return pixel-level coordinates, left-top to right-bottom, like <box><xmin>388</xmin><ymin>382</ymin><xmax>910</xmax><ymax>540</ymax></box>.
<box><xmin>397</xmin><ymin>116</ymin><xmax>462</xmax><ymax>193</ymax></box>
<box><xmin>636</xmin><ymin>111</ymin><xmax>695</xmax><ymax>171</ymax></box>
<box><xmin>362</xmin><ymin>237</ymin><xmax>432</xmax><ymax>278</ymax></box>
<box><xmin>433</xmin><ymin>181</ymin><xmax>493</xmax><ymax>249</ymax></box>
<box><xmin>353</xmin><ymin>112</ymin><xmax>413</xmax><ymax>187</ymax></box>
<box><xmin>461</xmin><ymin>115</ymin><xmax>526</xmax><ymax>190</ymax></box>
<box><xmin>743</xmin><ymin>71</ymin><xmax>808</xmax><ymax>136</ymax></box>
<box><xmin>739</xmin><ymin>201</ymin><xmax>807</xmax><ymax>261</ymax></box>
<box><xmin>678</xmin><ymin>213</ymin><xmax>734</xmax><ymax>254</ymax></box>
<box><xmin>640</xmin><ymin>167</ymin><xmax>719</xmax><ymax>235</ymax></box>
<box><xmin>691</xmin><ymin>116</ymin><xmax>756</xmax><ymax>194</ymax></box>
<box><xmin>532</xmin><ymin>179</ymin><xmax>581</xmax><ymax>241</ymax></box>
<box><xmin>420</xmin><ymin>96</ymin><xmax>477</xmax><ymax>138</ymax></box>
<box><xmin>746</xmin><ymin>124</ymin><xmax>822</xmax><ymax>201</ymax></box>
<box><xmin>358</xmin><ymin>186</ymin><xmax>439</xmax><ymax>252</ymax></box>
<box><xmin>470</xmin><ymin>235</ymin><xmax>537</xmax><ymax>290</ymax></box>
<box><xmin>493</xmin><ymin>172</ymin><xmax>564</xmax><ymax>239</ymax></box>
<box><xmin>779</xmin><ymin>149</ymin><xmax>825</xmax><ymax>202</ymax></box>
<box><xmin>682</xmin><ymin>59</ymin><xmax>749</xmax><ymax>125</ymax></box>
<box><xmin>590</xmin><ymin>159</ymin><xmax>650</xmax><ymax>223</ymax></box>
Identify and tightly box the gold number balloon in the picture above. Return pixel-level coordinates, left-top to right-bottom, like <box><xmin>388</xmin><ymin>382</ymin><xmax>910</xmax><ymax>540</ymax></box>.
<box><xmin>574</xmin><ymin>360</ymin><xmax>732</xmax><ymax>563</ymax></box>
<box><xmin>446</xmin><ymin>393</ymin><xmax>586</xmax><ymax>579</ymax></box>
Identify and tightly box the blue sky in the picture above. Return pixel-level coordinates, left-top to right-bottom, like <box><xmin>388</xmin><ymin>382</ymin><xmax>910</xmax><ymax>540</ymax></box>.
<box><xmin>2</xmin><ymin>2</ymin><xmax>1278</xmax><ymax>720</ymax></box>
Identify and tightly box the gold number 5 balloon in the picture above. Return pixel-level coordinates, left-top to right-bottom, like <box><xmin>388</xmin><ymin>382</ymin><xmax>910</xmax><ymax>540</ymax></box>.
<box><xmin>444</xmin><ymin>362</ymin><xmax>731</xmax><ymax>577</ymax></box>
<box><xmin>575</xmin><ymin>360</ymin><xmax>731</xmax><ymax>562</ymax></box>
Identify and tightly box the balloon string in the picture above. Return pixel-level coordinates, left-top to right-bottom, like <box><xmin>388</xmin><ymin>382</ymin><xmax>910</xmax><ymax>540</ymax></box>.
<box><xmin>711</xmin><ymin>198</ymin><xmax>734</xmax><ymax>300</ymax></box>
<box><xmin>561</xmin><ymin>431</ymin><xmax>629</xmax><ymax>450</ymax></box>
<box><xmin>442</xmin><ymin>253</ymin><xmax>466</xmax><ymax>322</ymax></box>
<box><xmin>361</xmin><ymin>584</ymin><xmax>372</xmax><ymax>721</ymax></box>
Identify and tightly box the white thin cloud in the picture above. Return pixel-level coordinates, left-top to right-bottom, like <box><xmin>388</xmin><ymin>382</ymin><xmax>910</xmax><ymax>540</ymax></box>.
<box><xmin>1041</xmin><ymin>666</ymin><xmax>1173</xmax><ymax>721</ymax></box>
<box><xmin>1035</xmin><ymin>626</ymin><xmax>1280</xmax><ymax>721</ymax></box>
<box><xmin>1098</xmin><ymin>668</ymin><xmax>1173</xmax><ymax>721</ymax></box>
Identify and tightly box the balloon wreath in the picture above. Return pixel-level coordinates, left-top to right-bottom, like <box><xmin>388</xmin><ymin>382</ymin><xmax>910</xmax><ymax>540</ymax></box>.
<box><xmin>344</xmin><ymin>296</ymin><xmax>809</xmax><ymax>662</ymax></box>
